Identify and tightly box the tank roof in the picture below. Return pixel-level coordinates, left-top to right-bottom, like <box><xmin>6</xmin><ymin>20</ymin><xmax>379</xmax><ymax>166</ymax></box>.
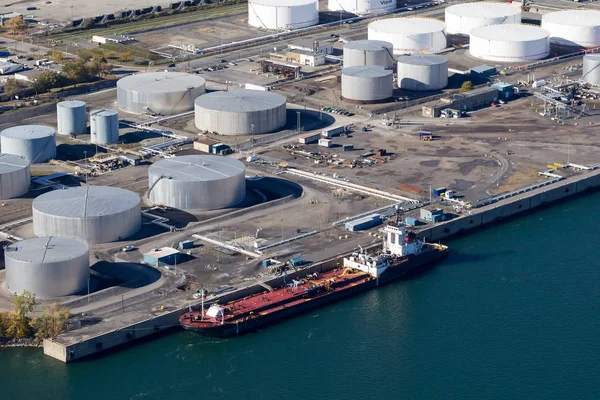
<box><xmin>0</xmin><ymin>125</ymin><xmax>56</xmax><ymax>140</ymax></box>
<box><xmin>5</xmin><ymin>236</ymin><xmax>88</xmax><ymax>264</ymax></box>
<box><xmin>542</xmin><ymin>10</ymin><xmax>600</xmax><ymax>26</ymax></box>
<box><xmin>33</xmin><ymin>186</ymin><xmax>140</xmax><ymax>218</ymax></box>
<box><xmin>342</xmin><ymin>65</ymin><xmax>392</xmax><ymax>78</ymax></box>
<box><xmin>250</xmin><ymin>0</ymin><xmax>316</xmax><ymax>5</ymax></box>
<box><xmin>149</xmin><ymin>155</ymin><xmax>245</xmax><ymax>182</ymax></box>
<box><xmin>117</xmin><ymin>72</ymin><xmax>206</xmax><ymax>94</ymax></box>
<box><xmin>471</xmin><ymin>24</ymin><xmax>549</xmax><ymax>41</ymax></box>
<box><xmin>345</xmin><ymin>40</ymin><xmax>393</xmax><ymax>51</ymax></box>
<box><xmin>0</xmin><ymin>153</ymin><xmax>29</xmax><ymax>173</ymax></box>
<box><xmin>446</xmin><ymin>2</ymin><xmax>521</xmax><ymax>17</ymax></box>
<box><xmin>397</xmin><ymin>54</ymin><xmax>448</xmax><ymax>66</ymax></box>
<box><xmin>194</xmin><ymin>89</ymin><xmax>286</xmax><ymax>113</ymax></box>
<box><xmin>369</xmin><ymin>18</ymin><xmax>445</xmax><ymax>34</ymax></box>
<box><xmin>57</xmin><ymin>100</ymin><xmax>86</xmax><ymax>108</ymax></box>
<box><xmin>91</xmin><ymin>109</ymin><xmax>118</xmax><ymax>117</ymax></box>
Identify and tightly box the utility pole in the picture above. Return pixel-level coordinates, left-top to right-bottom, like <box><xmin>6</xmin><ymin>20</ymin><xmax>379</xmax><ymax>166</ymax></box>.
<box><xmin>121</xmin><ymin>295</ymin><xmax>124</xmax><ymax>313</ymax></box>
<box><xmin>567</xmin><ymin>132</ymin><xmax>571</xmax><ymax>164</ymax></box>
<box><xmin>87</xmin><ymin>277</ymin><xmax>90</xmax><ymax>303</ymax></box>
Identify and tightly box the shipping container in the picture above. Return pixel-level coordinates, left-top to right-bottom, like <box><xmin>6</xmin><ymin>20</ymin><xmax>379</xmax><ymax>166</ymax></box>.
<box><xmin>319</xmin><ymin>138</ymin><xmax>332</xmax><ymax>148</ymax></box>
<box><xmin>345</xmin><ymin>214</ymin><xmax>382</xmax><ymax>231</ymax></box>
<box><xmin>178</xmin><ymin>240</ymin><xmax>194</xmax><ymax>250</ymax></box>
<box><xmin>321</xmin><ymin>125</ymin><xmax>346</xmax><ymax>138</ymax></box>
<box><xmin>375</xmin><ymin>149</ymin><xmax>387</xmax><ymax>156</ymax></box>
<box><xmin>433</xmin><ymin>187</ymin><xmax>447</xmax><ymax>196</ymax></box>
<box><xmin>298</xmin><ymin>132</ymin><xmax>320</xmax><ymax>144</ymax></box>
<box><xmin>343</xmin><ymin>144</ymin><xmax>354</xmax><ymax>152</ymax></box>
<box><xmin>289</xmin><ymin>256</ymin><xmax>304</xmax><ymax>267</ymax></box>
<box><xmin>194</xmin><ymin>138</ymin><xmax>219</xmax><ymax>153</ymax></box>
<box><xmin>404</xmin><ymin>216</ymin><xmax>419</xmax><ymax>226</ymax></box>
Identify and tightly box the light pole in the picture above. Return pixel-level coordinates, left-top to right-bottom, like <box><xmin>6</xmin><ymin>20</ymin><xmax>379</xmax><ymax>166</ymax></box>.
<box><xmin>87</xmin><ymin>277</ymin><xmax>90</xmax><ymax>303</ymax></box>
<box><xmin>70</xmin><ymin>6</ymin><xmax>74</xmax><ymax>22</ymax></box>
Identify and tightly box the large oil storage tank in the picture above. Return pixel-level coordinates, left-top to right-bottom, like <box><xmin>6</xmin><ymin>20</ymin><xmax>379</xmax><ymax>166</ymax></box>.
<box><xmin>0</xmin><ymin>153</ymin><xmax>30</xmax><ymax>200</ymax></box>
<box><xmin>148</xmin><ymin>155</ymin><xmax>246</xmax><ymax>211</ymax></box>
<box><xmin>327</xmin><ymin>0</ymin><xmax>396</xmax><ymax>15</ymax></box>
<box><xmin>397</xmin><ymin>55</ymin><xmax>448</xmax><ymax>91</ymax></box>
<box><xmin>368</xmin><ymin>18</ymin><xmax>447</xmax><ymax>55</ymax></box>
<box><xmin>469</xmin><ymin>24</ymin><xmax>550</xmax><ymax>62</ymax></box>
<box><xmin>90</xmin><ymin>109</ymin><xmax>119</xmax><ymax>144</ymax></box>
<box><xmin>56</xmin><ymin>100</ymin><xmax>87</xmax><ymax>136</ymax></box>
<box><xmin>583</xmin><ymin>54</ymin><xmax>600</xmax><ymax>86</ymax></box>
<box><xmin>248</xmin><ymin>0</ymin><xmax>319</xmax><ymax>30</ymax></box>
<box><xmin>0</xmin><ymin>125</ymin><xmax>56</xmax><ymax>163</ymax></box>
<box><xmin>5</xmin><ymin>236</ymin><xmax>89</xmax><ymax>299</ymax></box>
<box><xmin>541</xmin><ymin>10</ymin><xmax>600</xmax><ymax>48</ymax></box>
<box><xmin>117</xmin><ymin>72</ymin><xmax>206</xmax><ymax>115</ymax></box>
<box><xmin>32</xmin><ymin>186</ymin><xmax>141</xmax><ymax>244</ymax></box>
<box><xmin>445</xmin><ymin>3</ymin><xmax>521</xmax><ymax>35</ymax></box>
<box><xmin>343</xmin><ymin>40</ymin><xmax>394</xmax><ymax>69</ymax></box>
<box><xmin>341</xmin><ymin>66</ymin><xmax>393</xmax><ymax>103</ymax></box>
<box><xmin>194</xmin><ymin>89</ymin><xmax>287</xmax><ymax>135</ymax></box>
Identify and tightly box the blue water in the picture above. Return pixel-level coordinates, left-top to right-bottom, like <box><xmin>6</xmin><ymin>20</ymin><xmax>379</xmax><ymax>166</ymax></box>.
<box><xmin>1</xmin><ymin>193</ymin><xmax>599</xmax><ymax>400</ymax></box>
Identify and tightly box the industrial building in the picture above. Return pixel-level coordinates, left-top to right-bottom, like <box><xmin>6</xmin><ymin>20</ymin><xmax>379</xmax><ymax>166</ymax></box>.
<box><xmin>583</xmin><ymin>54</ymin><xmax>600</xmax><ymax>86</ymax></box>
<box><xmin>345</xmin><ymin>214</ymin><xmax>382</xmax><ymax>231</ymax></box>
<box><xmin>0</xmin><ymin>153</ymin><xmax>30</xmax><ymax>200</ymax></box>
<box><xmin>298</xmin><ymin>132</ymin><xmax>320</xmax><ymax>144</ymax></box>
<box><xmin>422</xmin><ymin>87</ymin><xmax>499</xmax><ymax>117</ymax></box>
<box><xmin>270</xmin><ymin>49</ymin><xmax>325</xmax><ymax>67</ymax></box>
<box><xmin>4</xmin><ymin>236</ymin><xmax>89</xmax><ymax>299</ymax></box>
<box><xmin>148</xmin><ymin>155</ymin><xmax>246</xmax><ymax>211</ymax></box>
<box><xmin>143</xmin><ymin>247</ymin><xmax>180</xmax><ymax>266</ymax></box>
<box><xmin>397</xmin><ymin>55</ymin><xmax>448</xmax><ymax>91</ymax></box>
<box><xmin>341</xmin><ymin>66</ymin><xmax>393</xmax><ymax>103</ymax></box>
<box><xmin>420</xmin><ymin>207</ymin><xmax>444</xmax><ymax>223</ymax></box>
<box><xmin>328</xmin><ymin>0</ymin><xmax>396</xmax><ymax>15</ymax></box>
<box><xmin>0</xmin><ymin>125</ymin><xmax>56</xmax><ymax>163</ymax></box>
<box><xmin>90</xmin><ymin>109</ymin><xmax>119</xmax><ymax>144</ymax></box>
<box><xmin>56</xmin><ymin>100</ymin><xmax>87</xmax><ymax>136</ymax></box>
<box><xmin>343</xmin><ymin>40</ymin><xmax>394</xmax><ymax>69</ymax></box>
<box><xmin>368</xmin><ymin>18</ymin><xmax>447</xmax><ymax>55</ymax></box>
<box><xmin>469</xmin><ymin>24</ymin><xmax>550</xmax><ymax>62</ymax></box>
<box><xmin>32</xmin><ymin>186</ymin><xmax>142</xmax><ymax>244</ymax></box>
<box><xmin>117</xmin><ymin>72</ymin><xmax>206</xmax><ymax>115</ymax></box>
<box><xmin>193</xmin><ymin>138</ymin><xmax>220</xmax><ymax>153</ymax></box>
<box><xmin>491</xmin><ymin>82</ymin><xmax>514</xmax><ymax>100</ymax></box>
<box><xmin>248</xmin><ymin>0</ymin><xmax>319</xmax><ymax>30</ymax></box>
<box><xmin>444</xmin><ymin>2</ymin><xmax>521</xmax><ymax>35</ymax></box>
<box><xmin>194</xmin><ymin>89</ymin><xmax>287</xmax><ymax>135</ymax></box>
<box><xmin>541</xmin><ymin>10</ymin><xmax>600</xmax><ymax>48</ymax></box>
<box><xmin>288</xmin><ymin>39</ymin><xmax>333</xmax><ymax>55</ymax></box>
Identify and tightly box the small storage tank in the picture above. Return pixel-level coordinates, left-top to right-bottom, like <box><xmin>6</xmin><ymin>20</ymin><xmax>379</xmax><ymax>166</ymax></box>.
<box><xmin>343</xmin><ymin>40</ymin><xmax>394</xmax><ymax>69</ymax></box>
<box><xmin>542</xmin><ymin>10</ymin><xmax>600</xmax><ymax>48</ymax></box>
<box><xmin>328</xmin><ymin>0</ymin><xmax>396</xmax><ymax>15</ymax></box>
<box><xmin>341</xmin><ymin>66</ymin><xmax>393</xmax><ymax>103</ymax></box>
<box><xmin>368</xmin><ymin>18</ymin><xmax>447</xmax><ymax>55</ymax></box>
<box><xmin>117</xmin><ymin>72</ymin><xmax>206</xmax><ymax>115</ymax></box>
<box><xmin>445</xmin><ymin>2</ymin><xmax>521</xmax><ymax>35</ymax></box>
<box><xmin>32</xmin><ymin>186</ymin><xmax>141</xmax><ymax>244</ymax></box>
<box><xmin>583</xmin><ymin>54</ymin><xmax>600</xmax><ymax>86</ymax></box>
<box><xmin>248</xmin><ymin>0</ymin><xmax>319</xmax><ymax>30</ymax></box>
<box><xmin>397</xmin><ymin>55</ymin><xmax>448</xmax><ymax>91</ymax></box>
<box><xmin>0</xmin><ymin>125</ymin><xmax>56</xmax><ymax>163</ymax></box>
<box><xmin>0</xmin><ymin>153</ymin><xmax>30</xmax><ymax>200</ymax></box>
<box><xmin>194</xmin><ymin>89</ymin><xmax>287</xmax><ymax>135</ymax></box>
<box><xmin>469</xmin><ymin>24</ymin><xmax>550</xmax><ymax>62</ymax></box>
<box><xmin>5</xmin><ymin>236</ymin><xmax>89</xmax><ymax>299</ymax></box>
<box><xmin>56</xmin><ymin>100</ymin><xmax>87</xmax><ymax>136</ymax></box>
<box><xmin>148</xmin><ymin>155</ymin><xmax>246</xmax><ymax>211</ymax></box>
<box><xmin>90</xmin><ymin>109</ymin><xmax>119</xmax><ymax>144</ymax></box>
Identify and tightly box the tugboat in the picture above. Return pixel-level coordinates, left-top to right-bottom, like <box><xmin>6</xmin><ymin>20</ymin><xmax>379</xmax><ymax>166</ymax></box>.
<box><xmin>180</xmin><ymin>218</ymin><xmax>448</xmax><ymax>337</ymax></box>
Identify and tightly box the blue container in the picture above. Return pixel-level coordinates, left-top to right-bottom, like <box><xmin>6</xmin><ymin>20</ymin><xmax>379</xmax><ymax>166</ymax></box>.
<box><xmin>404</xmin><ymin>216</ymin><xmax>418</xmax><ymax>226</ymax></box>
<box><xmin>262</xmin><ymin>259</ymin><xmax>272</xmax><ymax>267</ymax></box>
<box><xmin>178</xmin><ymin>240</ymin><xmax>194</xmax><ymax>250</ymax></box>
<box><xmin>290</xmin><ymin>256</ymin><xmax>304</xmax><ymax>267</ymax></box>
<box><xmin>433</xmin><ymin>187</ymin><xmax>446</xmax><ymax>196</ymax></box>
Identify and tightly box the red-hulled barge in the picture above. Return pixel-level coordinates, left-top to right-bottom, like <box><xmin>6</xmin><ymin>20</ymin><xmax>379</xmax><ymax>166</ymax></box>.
<box><xmin>180</xmin><ymin>221</ymin><xmax>448</xmax><ymax>337</ymax></box>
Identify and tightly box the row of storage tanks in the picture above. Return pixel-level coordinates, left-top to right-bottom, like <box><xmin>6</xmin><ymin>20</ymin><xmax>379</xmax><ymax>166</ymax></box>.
<box><xmin>4</xmin><ymin>154</ymin><xmax>247</xmax><ymax>298</ymax></box>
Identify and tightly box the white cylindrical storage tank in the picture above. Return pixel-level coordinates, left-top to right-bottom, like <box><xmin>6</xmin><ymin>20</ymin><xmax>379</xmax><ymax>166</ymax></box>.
<box><xmin>0</xmin><ymin>125</ymin><xmax>56</xmax><ymax>163</ymax></box>
<box><xmin>5</xmin><ymin>236</ymin><xmax>89</xmax><ymax>299</ymax></box>
<box><xmin>194</xmin><ymin>89</ymin><xmax>287</xmax><ymax>135</ymax></box>
<box><xmin>342</xmin><ymin>66</ymin><xmax>393</xmax><ymax>103</ymax></box>
<box><xmin>148</xmin><ymin>155</ymin><xmax>246</xmax><ymax>211</ymax></box>
<box><xmin>117</xmin><ymin>72</ymin><xmax>206</xmax><ymax>115</ymax></box>
<box><xmin>327</xmin><ymin>0</ymin><xmax>396</xmax><ymax>15</ymax></box>
<box><xmin>445</xmin><ymin>3</ymin><xmax>521</xmax><ymax>35</ymax></box>
<box><xmin>343</xmin><ymin>40</ymin><xmax>394</xmax><ymax>68</ymax></box>
<box><xmin>56</xmin><ymin>100</ymin><xmax>87</xmax><ymax>136</ymax></box>
<box><xmin>90</xmin><ymin>109</ymin><xmax>119</xmax><ymax>144</ymax></box>
<box><xmin>542</xmin><ymin>10</ymin><xmax>600</xmax><ymax>48</ymax></box>
<box><xmin>583</xmin><ymin>54</ymin><xmax>600</xmax><ymax>86</ymax></box>
<box><xmin>397</xmin><ymin>55</ymin><xmax>448</xmax><ymax>91</ymax></box>
<box><xmin>0</xmin><ymin>153</ymin><xmax>30</xmax><ymax>200</ymax></box>
<box><xmin>32</xmin><ymin>186</ymin><xmax>141</xmax><ymax>244</ymax></box>
<box><xmin>469</xmin><ymin>24</ymin><xmax>550</xmax><ymax>62</ymax></box>
<box><xmin>368</xmin><ymin>18</ymin><xmax>447</xmax><ymax>55</ymax></box>
<box><xmin>248</xmin><ymin>0</ymin><xmax>319</xmax><ymax>30</ymax></box>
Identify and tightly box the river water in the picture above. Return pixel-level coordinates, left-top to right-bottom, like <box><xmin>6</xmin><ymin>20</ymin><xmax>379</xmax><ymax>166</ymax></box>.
<box><xmin>1</xmin><ymin>192</ymin><xmax>599</xmax><ymax>400</ymax></box>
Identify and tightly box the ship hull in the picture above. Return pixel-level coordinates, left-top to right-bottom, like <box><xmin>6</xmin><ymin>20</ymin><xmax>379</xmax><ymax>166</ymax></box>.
<box><xmin>181</xmin><ymin>246</ymin><xmax>447</xmax><ymax>337</ymax></box>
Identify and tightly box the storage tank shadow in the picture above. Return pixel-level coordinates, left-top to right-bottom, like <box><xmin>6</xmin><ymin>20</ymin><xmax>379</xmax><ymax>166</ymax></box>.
<box><xmin>284</xmin><ymin>108</ymin><xmax>335</xmax><ymax>132</ymax></box>
<box><xmin>91</xmin><ymin>261</ymin><xmax>161</xmax><ymax>290</ymax></box>
<box><xmin>56</xmin><ymin>143</ymin><xmax>101</xmax><ymax>161</ymax></box>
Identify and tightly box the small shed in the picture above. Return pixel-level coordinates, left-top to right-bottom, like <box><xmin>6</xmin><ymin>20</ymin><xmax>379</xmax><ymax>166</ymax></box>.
<box><xmin>345</xmin><ymin>214</ymin><xmax>382</xmax><ymax>231</ymax></box>
<box><xmin>420</xmin><ymin>208</ymin><xmax>444</xmax><ymax>223</ymax></box>
<box><xmin>144</xmin><ymin>247</ymin><xmax>180</xmax><ymax>266</ymax></box>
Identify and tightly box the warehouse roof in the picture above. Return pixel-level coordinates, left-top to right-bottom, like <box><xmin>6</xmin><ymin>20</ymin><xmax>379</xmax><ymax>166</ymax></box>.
<box><xmin>149</xmin><ymin>155</ymin><xmax>245</xmax><ymax>182</ymax></box>
<box><xmin>0</xmin><ymin>153</ymin><xmax>29</xmax><ymax>173</ymax></box>
<box><xmin>5</xmin><ymin>236</ymin><xmax>88</xmax><ymax>263</ymax></box>
<box><xmin>194</xmin><ymin>88</ymin><xmax>286</xmax><ymax>113</ymax></box>
<box><xmin>145</xmin><ymin>247</ymin><xmax>180</xmax><ymax>258</ymax></box>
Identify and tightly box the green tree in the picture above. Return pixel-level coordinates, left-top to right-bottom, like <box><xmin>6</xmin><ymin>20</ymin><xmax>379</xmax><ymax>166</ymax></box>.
<box><xmin>4</xmin><ymin>78</ymin><xmax>26</xmax><ymax>100</ymax></box>
<box><xmin>29</xmin><ymin>303</ymin><xmax>70</xmax><ymax>343</ymax></box>
<box><xmin>459</xmin><ymin>81</ymin><xmax>474</xmax><ymax>93</ymax></box>
<box><xmin>32</xmin><ymin>70</ymin><xmax>62</xmax><ymax>93</ymax></box>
